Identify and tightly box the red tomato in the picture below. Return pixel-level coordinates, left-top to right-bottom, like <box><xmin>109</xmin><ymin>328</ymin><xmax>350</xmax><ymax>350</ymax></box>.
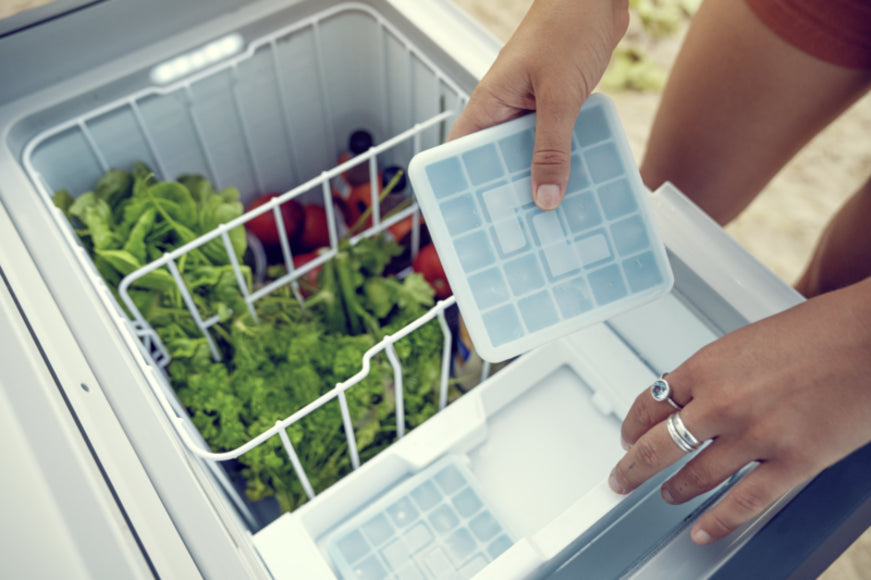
<box><xmin>413</xmin><ymin>244</ymin><xmax>451</xmax><ymax>299</ymax></box>
<box><xmin>292</xmin><ymin>250</ymin><xmax>323</xmax><ymax>296</ymax></box>
<box><xmin>245</xmin><ymin>194</ymin><xmax>304</xmax><ymax>247</ymax></box>
<box><xmin>331</xmin><ymin>193</ymin><xmax>358</xmax><ymax>230</ymax></box>
<box><xmin>347</xmin><ymin>182</ymin><xmax>376</xmax><ymax>229</ymax></box>
<box><xmin>337</xmin><ymin>151</ymin><xmax>355</xmax><ymax>185</ymax></box>
<box><xmin>344</xmin><ymin>165</ymin><xmax>405</xmax><ymax>233</ymax></box>
<box><xmin>344</xmin><ymin>176</ymin><xmax>385</xmax><ymax>231</ymax></box>
<box><xmin>387</xmin><ymin>214</ymin><xmax>426</xmax><ymax>245</ymax></box>
<box><xmin>299</xmin><ymin>204</ymin><xmax>331</xmax><ymax>252</ymax></box>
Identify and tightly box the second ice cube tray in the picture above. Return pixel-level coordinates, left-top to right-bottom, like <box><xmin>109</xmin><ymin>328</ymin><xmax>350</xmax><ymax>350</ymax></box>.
<box><xmin>408</xmin><ymin>93</ymin><xmax>673</xmax><ymax>362</ymax></box>
<box><xmin>327</xmin><ymin>456</ymin><xmax>513</xmax><ymax>579</ymax></box>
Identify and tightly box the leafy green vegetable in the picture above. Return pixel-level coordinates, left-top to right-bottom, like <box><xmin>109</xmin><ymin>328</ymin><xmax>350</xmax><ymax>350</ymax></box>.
<box><xmin>123</xmin><ymin>207</ymin><xmax>157</xmax><ymax>263</ymax></box>
<box><xmin>166</xmin><ymin>266</ymin><xmax>445</xmax><ymax>513</ymax></box>
<box><xmin>95</xmin><ymin>168</ymin><xmax>133</xmax><ymax>216</ymax></box>
<box><xmin>69</xmin><ymin>192</ymin><xmax>120</xmax><ymax>251</ymax></box>
<box><xmin>179</xmin><ymin>173</ymin><xmax>247</xmax><ymax>263</ymax></box>
<box><xmin>305</xmin><ymin>236</ymin><xmax>405</xmax><ymax>336</ymax></box>
<box><xmin>55</xmin><ymin>164</ymin><xmax>450</xmax><ymax>515</ymax></box>
<box><xmin>55</xmin><ymin>162</ymin><xmax>249</xmax><ymax>311</ymax></box>
<box><xmin>53</xmin><ymin>189</ymin><xmax>75</xmax><ymax>217</ymax></box>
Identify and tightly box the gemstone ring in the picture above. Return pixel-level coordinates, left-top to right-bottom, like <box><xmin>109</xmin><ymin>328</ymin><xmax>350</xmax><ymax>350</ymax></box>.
<box><xmin>650</xmin><ymin>373</ymin><xmax>682</xmax><ymax>410</ymax></box>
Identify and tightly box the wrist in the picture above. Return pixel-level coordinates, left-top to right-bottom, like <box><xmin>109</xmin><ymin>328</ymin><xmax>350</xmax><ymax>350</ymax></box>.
<box><xmin>527</xmin><ymin>0</ymin><xmax>630</xmax><ymax>47</ymax></box>
<box><xmin>610</xmin><ymin>0</ymin><xmax>631</xmax><ymax>45</ymax></box>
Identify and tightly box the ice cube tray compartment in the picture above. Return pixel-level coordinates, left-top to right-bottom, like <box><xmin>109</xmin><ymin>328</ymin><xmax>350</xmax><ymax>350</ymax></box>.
<box><xmin>327</xmin><ymin>456</ymin><xmax>513</xmax><ymax>580</ymax></box>
<box><xmin>409</xmin><ymin>94</ymin><xmax>674</xmax><ymax>362</ymax></box>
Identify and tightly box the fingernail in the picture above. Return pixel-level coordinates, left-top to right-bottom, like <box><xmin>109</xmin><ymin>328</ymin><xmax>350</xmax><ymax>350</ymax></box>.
<box><xmin>661</xmin><ymin>487</ymin><xmax>675</xmax><ymax>504</ymax></box>
<box><xmin>620</xmin><ymin>435</ymin><xmax>631</xmax><ymax>451</ymax></box>
<box><xmin>609</xmin><ymin>469</ymin><xmax>625</xmax><ymax>494</ymax></box>
<box><xmin>692</xmin><ymin>528</ymin><xmax>713</xmax><ymax>545</ymax></box>
<box><xmin>535</xmin><ymin>184</ymin><xmax>560</xmax><ymax>210</ymax></box>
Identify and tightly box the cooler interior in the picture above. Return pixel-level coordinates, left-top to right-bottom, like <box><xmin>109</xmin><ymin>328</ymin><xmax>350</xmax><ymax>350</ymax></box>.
<box><xmin>20</xmin><ymin>0</ymin><xmax>473</xmax><ymax>534</ymax></box>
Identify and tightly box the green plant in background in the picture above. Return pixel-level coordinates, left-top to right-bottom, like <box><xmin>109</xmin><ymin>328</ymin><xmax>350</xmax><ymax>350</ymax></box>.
<box><xmin>600</xmin><ymin>0</ymin><xmax>701</xmax><ymax>92</ymax></box>
<box><xmin>600</xmin><ymin>45</ymin><xmax>668</xmax><ymax>92</ymax></box>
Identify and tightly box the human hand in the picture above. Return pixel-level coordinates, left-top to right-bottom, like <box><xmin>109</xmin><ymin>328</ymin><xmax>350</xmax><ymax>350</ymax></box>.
<box><xmin>448</xmin><ymin>0</ymin><xmax>629</xmax><ymax>210</ymax></box>
<box><xmin>608</xmin><ymin>277</ymin><xmax>871</xmax><ymax>544</ymax></box>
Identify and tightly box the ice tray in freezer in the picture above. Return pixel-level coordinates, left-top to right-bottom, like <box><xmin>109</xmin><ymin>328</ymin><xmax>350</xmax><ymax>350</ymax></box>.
<box><xmin>327</xmin><ymin>456</ymin><xmax>513</xmax><ymax>579</ymax></box>
<box><xmin>408</xmin><ymin>94</ymin><xmax>674</xmax><ymax>362</ymax></box>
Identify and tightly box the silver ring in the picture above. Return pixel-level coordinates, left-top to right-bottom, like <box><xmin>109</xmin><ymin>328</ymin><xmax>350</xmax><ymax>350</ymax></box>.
<box><xmin>650</xmin><ymin>373</ymin><xmax>682</xmax><ymax>410</ymax></box>
<box><xmin>666</xmin><ymin>412</ymin><xmax>701</xmax><ymax>453</ymax></box>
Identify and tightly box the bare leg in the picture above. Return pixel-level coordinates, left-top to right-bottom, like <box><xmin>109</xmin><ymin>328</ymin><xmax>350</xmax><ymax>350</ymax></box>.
<box><xmin>795</xmin><ymin>177</ymin><xmax>871</xmax><ymax>297</ymax></box>
<box><xmin>640</xmin><ymin>0</ymin><xmax>871</xmax><ymax>225</ymax></box>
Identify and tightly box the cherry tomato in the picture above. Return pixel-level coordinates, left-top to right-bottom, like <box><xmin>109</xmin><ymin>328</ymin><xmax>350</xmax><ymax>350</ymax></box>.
<box><xmin>292</xmin><ymin>250</ymin><xmax>323</xmax><ymax>296</ymax></box>
<box><xmin>331</xmin><ymin>193</ymin><xmax>357</xmax><ymax>230</ymax></box>
<box><xmin>386</xmin><ymin>214</ymin><xmax>425</xmax><ymax>245</ymax></box>
<box><xmin>413</xmin><ymin>243</ymin><xmax>451</xmax><ymax>299</ymax></box>
<box><xmin>347</xmin><ymin>181</ymin><xmax>379</xmax><ymax>230</ymax></box>
<box><xmin>299</xmin><ymin>204</ymin><xmax>331</xmax><ymax>252</ymax></box>
<box><xmin>339</xmin><ymin>164</ymin><xmax>408</xmax><ymax>233</ymax></box>
<box><xmin>245</xmin><ymin>194</ymin><xmax>304</xmax><ymax>247</ymax></box>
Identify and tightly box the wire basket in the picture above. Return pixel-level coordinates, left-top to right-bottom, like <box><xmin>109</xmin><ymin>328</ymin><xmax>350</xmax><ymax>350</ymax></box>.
<box><xmin>23</xmin><ymin>2</ymin><xmax>479</xmax><ymax>528</ymax></box>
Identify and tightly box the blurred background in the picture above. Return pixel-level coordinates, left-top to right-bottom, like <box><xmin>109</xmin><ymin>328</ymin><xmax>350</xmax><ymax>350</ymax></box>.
<box><xmin>1</xmin><ymin>0</ymin><xmax>869</xmax><ymax>576</ymax></box>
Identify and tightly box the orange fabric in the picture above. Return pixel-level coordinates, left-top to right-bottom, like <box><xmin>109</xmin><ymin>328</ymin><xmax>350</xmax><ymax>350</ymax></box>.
<box><xmin>746</xmin><ymin>0</ymin><xmax>871</xmax><ymax>70</ymax></box>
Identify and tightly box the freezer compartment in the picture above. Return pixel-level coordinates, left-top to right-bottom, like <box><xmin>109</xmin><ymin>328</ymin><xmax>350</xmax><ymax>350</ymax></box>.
<box><xmin>15</xmin><ymin>0</ymin><xmax>483</xmax><ymax>533</ymax></box>
<box><xmin>252</xmin><ymin>182</ymin><xmax>805</xmax><ymax>579</ymax></box>
<box><xmin>253</xmin><ymin>280</ymin><xmax>735</xmax><ymax>579</ymax></box>
<box><xmin>255</xmin><ymin>332</ymin><xmax>632</xmax><ymax>578</ymax></box>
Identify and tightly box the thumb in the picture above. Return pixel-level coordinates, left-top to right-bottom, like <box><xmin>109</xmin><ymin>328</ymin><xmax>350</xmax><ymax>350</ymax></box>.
<box><xmin>531</xmin><ymin>93</ymin><xmax>584</xmax><ymax>211</ymax></box>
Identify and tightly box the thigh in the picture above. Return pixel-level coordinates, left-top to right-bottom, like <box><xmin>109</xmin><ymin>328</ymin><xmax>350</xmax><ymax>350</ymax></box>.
<box><xmin>640</xmin><ymin>0</ymin><xmax>871</xmax><ymax>225</ymax></box>
<box><xmin>796</xmin><ymin>175</ymin><xmax>871</xmax><ymax>297</ymax></box>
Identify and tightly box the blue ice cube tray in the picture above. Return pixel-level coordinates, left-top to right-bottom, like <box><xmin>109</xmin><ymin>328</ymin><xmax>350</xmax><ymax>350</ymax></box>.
<box><xmin>408</xmin><ymin>93</ymin><xmax>674</xmax><ymax>362</ymax></box>
<box><xmin>327</xmin><ymin>456</ymin><xmax>514</xmax><ymax>580</ymax></box>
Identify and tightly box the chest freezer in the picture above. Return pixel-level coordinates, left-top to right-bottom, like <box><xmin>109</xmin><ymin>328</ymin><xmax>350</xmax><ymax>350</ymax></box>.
<box><xmin>1</xmin><ymin>1</ymin><xmax>870</xmax><ymax>578</ymax></box>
